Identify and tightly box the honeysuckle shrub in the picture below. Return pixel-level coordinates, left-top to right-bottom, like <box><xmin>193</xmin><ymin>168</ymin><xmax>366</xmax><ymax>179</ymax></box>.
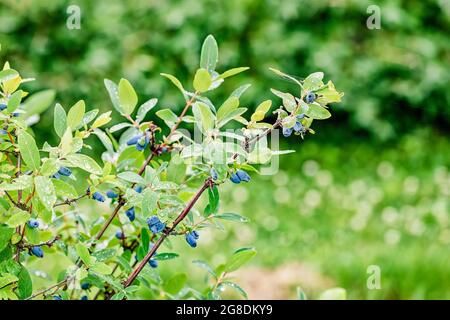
<box><xmin>0</xmin><ymin>35</ymin><xmax>342</xmax><ymax>300</ymax></box>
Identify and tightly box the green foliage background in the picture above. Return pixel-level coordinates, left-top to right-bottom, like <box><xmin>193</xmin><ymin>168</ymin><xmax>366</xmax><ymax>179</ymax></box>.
<box><xmin>1</xmin><ymin>0</ymin><xmax>449</xmax><ymax>299</ymax></box>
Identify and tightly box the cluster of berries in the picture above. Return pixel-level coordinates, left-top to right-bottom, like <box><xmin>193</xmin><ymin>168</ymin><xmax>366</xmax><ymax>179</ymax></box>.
<box><xmin>147</xmin><ymin>215</ymin><xmax>165</xmax><ymax>234</ymax></box>
<box><xmin>127</xmin><ymin>130</ymin><xmax>151</xmax><ymax>151</ymax></box>
<box><xmin>185</xmin><ymin>230</ymin><xmax>199</xmax><ymax>248</ymax></box>
<box><xmin>229</xmin><ymin>169</ymin><xmax>251</xmax><ymax>184</ymax></box>
<box><xmin>52</xmin><ymin>166</ymin><xmax>72</xmax><ymax>179</ymax></box>
<box><xmin>282</xmin><ymin>114</ymin><xmax>306</xmax><ymax>137</ymax></box>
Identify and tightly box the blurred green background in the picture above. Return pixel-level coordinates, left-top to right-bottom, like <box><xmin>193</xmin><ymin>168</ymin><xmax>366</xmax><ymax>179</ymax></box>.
<box><xmin>1</xmin><ymin>0</ymin><xmax>449</xmax><ymax>299</ymax></box>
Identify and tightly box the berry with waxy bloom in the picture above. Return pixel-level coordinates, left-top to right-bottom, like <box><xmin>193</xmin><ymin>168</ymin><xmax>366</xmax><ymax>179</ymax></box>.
<box><xmin>282</xmin><ymin>127</ymin><xmax>293</xmax><ymax>137</ymax></box>
<box><xmin>81</xmin><ymin>282</ymin><xmax>90</xmax><ymax>290</ymax></box>
<box><xmin>147</xmin><ymin>215</ymin><xmax>165</xmax><ymax>234</ymax></box>
<box><xmin>92</xmin><ymin>192</ymin><xmax>105</xmax><ymax>202</ymax></box>
<box><xmin>106</xmin><ymin>190</ymin><xmax>118</xmax><ymax>199</ymax></box>
<box><xmin>293</xmin><ymin>121</ymin><xmax>303</xmax><ymax>132</ymax></box>
<box><xmin>148</xmin><ymin>259</ymin><xmax>158</xmax><ymax>268</ymax></box>
<box><xmin>53</xmin><ymin>295</ymin><xmax>63</xmax><ymax>300</ymax></box>
<box><xmin>30</xmin><ymin>246</ymin><xmax>44</xmax><ymax>258</ymax></box>
<box><xmin>58</xmin><ymin>167</ymin><xmax>72</xmax><ymax>176</ymax></box>
<box><xmin>0</xmin><ymin>104</ymin><xmax>7</xmax><ymax>111</ymax></box>
<box><xmin>0</xmin><ymin>129</ymin><xmax>7</xmax><ymax>135</ymax></box>
<box><xmin>185</xmin><ymin>232</ymin><xmax>198</xmax><ymax>248</ymax></box>
<box><xmin>134</xmin><ymin>185</ymin><xmax>143</xmax><ymax>193</ymax></box>
<box><xmin>210</xmin><ymin>168</ymin><xmax>218</xmax><ymax>180</ymax></box>
<box><xmin>230</xmin><ymin>173</ymin><xmax>241</xmax><ymax>184</ymax></box>
<box><xmin>236</xmin><ymin>169</ymin><xmax>251</xmax><ymax>182</ymax></box>
<box><xmin>304</xmin><ymin>92</ymin><xmax>316</xmax><ymax>104</ymax></box>
<box><xmin>125</xmin><ymin>207</ymin><xmax>135</xmax><ymax>222</ymax></box>
<box><xmin>126</xmin><ymin>134</ymin><xmax>142</xmax><ymax>146</ymax></box>
<box><xmin>81</xmin><ymin>295</ymin><xmax>88</xmax><ymax>300</ymax></box>
<box><xmin>27</xmin><ymin>219</ymin><xmax>39</xmax><ymax>228</ymax></box>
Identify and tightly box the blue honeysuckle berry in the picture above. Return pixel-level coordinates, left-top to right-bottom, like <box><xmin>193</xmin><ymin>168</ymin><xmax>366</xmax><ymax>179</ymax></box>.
<box><xmin>210</xmin><ymin>168</ymin><xmax>218</xmax><ymax>180</ymax></box>
<box><xmin>236</xmin><ymin>169</ymin><xmax>251</xmax><ymax>182</ymax></box>
<box><xmin>53</xmin><ymin>295</ymin><xmax>63</xmax><ymax>300</ymax></box>
<box><xmin>0</xmin><ymin>129</ymin><xmax>7</xmax><ymax>135</ymax></box>
<box><xmin>134</xmin><ymin>185</ymin><xmax>143</xmax><ymax>193</ymax></box>
<box><xmin>81</xmin><ymin>282</ymin><xmax>90</xmax><ymax>290</ymax></box>
<box><xmin>185</xmin><ymin>232</ymin><xmax>197</xmax><ymax>248</ymax></box>
<box><xmin>282</xmin><ymin>127</ymin><xmax>293</xmax><ymax>137</ymax></box>
<box><xmin>125</xmin><ymin>207</ymin><xmax>135</xmax><ymax>222</ymax></box>
<box><xmin>30</xmin><ymin>246</ymin><xmax>44</xmax><ymax>258</ymax></box>
<box><xmin>57</xmin><ymin>167</ymin><xmax>72</xmax><ymax>177</ymax></box>
<box><xmin>305</xmin><ymin>92</ymin><xmax>316</xmax><ymax>104</ymax></box>
<box><xmin>161</xmin><ymin>146</ymin><xmax>168</xmax><ymax>153</ymax></box>
<box><xmin>293</xmin><ymin>121</ymin><xmax>303</xmax><ymax>132</ymax></box>
<box><xmin>27</xmin><ymin>219</ymin><xmax>39</xmax><ymax>229</ymax></box>
<box><xmin>81</xmin><ymin>295</ymin><xmax>88</xmax><ymax>300</ymax></box>
<box><xmin>192</xmin><ymin>230</ymin><xmax>199</xmax><ymax>240</ymax></box>
<box><xmin>12</xmin><ymin>112</ymin><xmax>20</xmax><ymax>117</ymax></box>
<box><xmin>296</xmin><ymin>113</ymin><xmax>305</xmax><ymax>120</ymax></box>
<box><xmin>136</xmin><ymin>133</ymin><xmax>150</xmax><ymax>151</ymax></box>
<box><xmin>148</xmin><ymin>259</ymin><xmax>158</xmax><ymax>268</ymax></box>
<box><xmin>115</xmin><ymin>230</ymin><xmax>124</xmax><ymax>239</ymax></box>
<box><xmin>127</xmin><ymin>134</ymin><xmax>142</xmax><ymax>146</ymax></box>
<box><xmin>230</xmin><ymin>173</ymin><xmax>241</xmax><ymax>184</ymax></box>
<box><xmin>0</xmin><ymin>104</ymin><xmax>6</xmax><ymax>111</ymax></box>
<box><xmin>106</xmin><ymin>190</ymin><xmax>118</xmax><ymax>199</ymax></box>
<box><xmin>52</xmin><ymin>173</ymin><xmax>61</xmax><ymax>179</ymax></box>
<box><xmin>92</xmin><ymin>192</ymin><xmax>105</xmax><ymax>202</ymax></box>
<box><xmin>147</xmin><ymin>215</ymin><xmax>165</xmax><ymax>234</ymax></box>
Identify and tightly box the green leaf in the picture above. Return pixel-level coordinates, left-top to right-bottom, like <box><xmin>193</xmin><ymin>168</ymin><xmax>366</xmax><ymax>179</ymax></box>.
<box><xmin>217</xmin><ymin>96</ymin><xmax>239</xmax><ymax>121</ymax></box>
<box><xmin>90</xmin><ymin>262</ymin><xmax>113</xmax><ymax>275</ymax></box>
<box><xmin>219</xmin><ymin>281</ymin><xmax>248</xmax><ymax>299</ymax></box>
<box><xmin>225</xmin><ymin>247</ymin><xmax>257</xmax><ymax>273</ymax></box>
<box><xmin>76</xmin><ymin>109</ymin><xmax>99</xmax><ymax>130</ymax></box>
<box><xmin>251</xmin><ymin>100</ymin><xmax>272</xmax><ymax>122</ymax></box>
<box><xmin>318</xmin><ymin>287</ymin><xmax>347</xmax><ymax>300</ymax></box>
<box><xmin>0</xmin><ymin>175</ymin><xmax>33</xmax><ymax>191</ymax></box>
<box><xmin>163</xmin><ymin>273</ymin><xmax>187</xmax><ymax>295</ymax></box>
<box><xmin>192</xmin><ymin>260</ymin><xmax>217</xmax><ymax>278</ymax></box>
<box><xmin>217</xmin><ymin>107</ymin><xmax>247</xmax><ymax>128</ymax></box>
<box><xmin>53</xmin><ymin>103</ymin><xmax>67</xmax><ymax>137</ymax></box>
<box><xmin>142</xmin><ymin>189</ymin><xmax>158</xmax><ymax>218</ymax></box>
<box><xmin>40</xmin><ymin>158</ymin><xmax>59</xmax><ymax>176</ymax></box>
<box><xmin>153</xmin><ymin>252</ymin><xmax>179</xmax><ymax>261</ymax></box>
<box><xmin>6</xmin><ymin>209</ymin><xmax>29</xmax><ymax>228</ymax></box>
<box><xmin>296</xmin><ymin>286</ymin><xmax>308</xmax><ymax>300</ymax></box>
<box><xmin>34</xmin><ymin>176</ymin><xmax>56</xmax><ymax>210</ymax></box>
<box><xmin>118</xmin><ymin>78</ymin><xmax>138</xmax><ymax>115</ymax></box>
<box><xmin>213</xmin><ymin>213</ymin><xmax>249</xmax><ymax>223</ymax></box>
<box><xmin>67</xmin><ymin>100</ymin><xmax>85</xmax><ymax>130</ymax></box>
<box><xmin>52</xmin><ymin>179</ymin><xmax>78</xmax><ymax>198</ymax></box>
<box><xmin>231</xmin><ymin>84</ymin><xmax>251</xmax><ymax>98</ymax></box>
<box><xmin>65</xmin><ymin>154</ymin><xmax>102</xmax><ymax>175</ymax></box>
<box><xmin>0</xmin><ymin>69</ymin><xmax>19</xmax><ymax>82</ymax></box>
<box><xmin>305</xmin><ymin>104</ymin><xmax>331</xmax><ymax>120</ymax></box>
<box><xmin>92</xmin><ymin>111</ymin><xmax>112</xmax><ymax>128</ymax></box>
<box><xmin>156</xmin><ymin>108</ymin><xmax>179</xmax><ymax>127</ymax></box>
<box><xmin>117</xmin><ymin>171</ymin><xmax>145</xmax><ymax>184</ymax></box>
<box><xmin>0</xmin><ymin>227</ymin><xmax>14</xmax><ymax>252</ymax></box>
<box><xmin>75</xmin><ymin>244</ymin><xmax>92</xmax><ymax>266</ymax></box>
<box><xmin>193</xmin><ymin>68</ymin><xmax>212</xmax><ymax>93</ymax></box>
<box><xmin>91</xmin><ymin>249</ymin><xmax>116</xmax><ymax>262</ymax></box>
<box><xmin>22</xmin><ymin>89</ymin><xmax>56</xmax><ymax>116</ymax></box>
<box><xmin>160</xmin><ymin>73</ymin><xmax>187</xmax><ymax>100</ymax></box>
<box><xmin>200</xmin><ymin>35</ymin><xmax>218</xmax><ymax>72</ymax></box>
<box><xmin>136</xmin><ymin>98</ymin><xmax>158</xmax><ymax>123</ymax></box>
<box><xmin>17</xmin><ymin>130</ymin><xmax>40</xmax><ymax>171</ymax></box>
<box><xmin>270</xmin><ymin>89</ymin><xmax>297</xmax><ymax>112</ymax></box>
<box><xmin>0</xmin><ymin>273</ymin><xmax>18</xmax><ymax>288</ymax></box>
<box><xmin>167</xmin><ymin>154</ymin><xmax>186</xmax><ymax>184</ymax></box>
<box><xmin>192</xmin><ymin>102</ymin><xmax>215</xmax><ymax>133</ymax></box>
<box><xmin>7</xmin><ymin>90</ymin><xmax>23</xmax><ymax>112</ymax></box>
<box><xmin>17</xmin><ymin>267</ymin><xmax>32</xmax><ymax>299</ymax></box>
<box><xmin>218</xmin><ymin>67</ymin><xmax>249</xmax><ymax>80</ymax></box>
<box><xmin>104</xmin><ymin>79</ymin><xmax>123</xmax><ymax>114</ymax></box>
<box><xmin>303</xmin><ymin>72</ymin><xmax>324</xmax><ymax>91</ymax></box>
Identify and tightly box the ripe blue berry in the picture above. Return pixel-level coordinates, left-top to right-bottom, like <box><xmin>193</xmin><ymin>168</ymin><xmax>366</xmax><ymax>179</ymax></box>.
<box><xmin>0</xmin><ymin>129</ymin><xmax>7</xmax><ymax>135</ymax></box>
<box><xmin>148</xmin><ymin>259</ymin><xmax>158</xmax><ymax>268</ymax></box>
<box><xmin>192</xmin><ymin>230</ymin><xmax>199</xmax><ymax>240</ymax></box>
<box><xmin>305</xmin><ymin>92</ymin><xmax>316</xmax><ymax>104</ymax></box>
<box><xmin>293</xmin><ymin>121</ymin><xmax>303</xmax><ymax>132</ymax></box>
<box><xmin>0</xmin><ymin>104</ymin><xmax>7</xmax><ymax>111</ymax></box>
<box><xmin>236</xmin><ymin>169</ymin><xmax>250</xmax><ymax>182</ymax></box>
<box><xmin>57</xmin><ymin>167</ymin><xmax>72</xmax><ymax>177</ymax></box>
<box><xmin>52</xmin><ymin>173</ymin><xmax>61</xmax><ymax>179</ymax></box>
<box><xmin>296</xmin><ymin>114</ymin><xmax>305</xmax><ymax>120</ymax></box>
<box><xmin>106</xmin><ymin>190</ymin><xmax>118</xmax><ymax>199</ymax></box>
<box><xmin>53</xmin><ymin>295</ymin><xmax>63</xmax><ymax>300</ymax></box>
<box><xmin>147</xmin><ymin>215</ymin><xmax>165</xmax><ymax>234</ymax></box>
<box><xmin>230</xmin><ymin>173</ymin><xmax>241</xmax><ymax>184</ymax></box>
<box><xmin>126</xmin><ymin>134</ymin><xmax>142</xmax><ymax>146</ymax></box>
<box><xmin>12</xmin><ymin>112</ymin><xmax>20</xmax><ymax>117</ymax></box>
<box><xmin>81</xmin><ymin>295</ymin><xmax>88</xmax><ymax>300</ymax></box>
<box><xmin>27</xmin><ymin>219</ymin><xmax>39</xmax><ymax>229</ymax></box>
<box><xmin>136</xmin><ymin>134</ymin><xmax>150</xmax><ymax>151</ymax></box>
<box><xmin>81</xmin><ymin>282</ymin><xmax>90</xmax><ymax>290</ymax></box>
<box><xmin>282</xmin><ymin>127</ymin><xmax>293</xmax><ymax>137</ymax></box>
<box><xmin>115</xmin><ymin>230</ymin><xmax>124</xmax><ymax>239</ymax></box>
<box><xmin>185</xmin><ymin>232</ymin><xmax>198</xmax><ymax>248</ymax></box>
<box><xmin>134</xmin><ymin>185</ymin><xmax>143</xmax><ymax>193</ymax></box>
<box><xmin>210</xmin><ymin>168</ymin><xmax>218</xmax><ymax>180</ymax></box>
<box><xmin>30</xmin><ymin>246</ymin><xmax>44</xmax><ymax>258</ymax></box>
<box><xmin>92</xmin><ymin>192</ymin><xmax>105</xmax><ymax>202</ymax></box>
<box><xmin>125</xmin><ymin>207</ymin><xmax>135</xmax><ymax>222</ymax></box>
